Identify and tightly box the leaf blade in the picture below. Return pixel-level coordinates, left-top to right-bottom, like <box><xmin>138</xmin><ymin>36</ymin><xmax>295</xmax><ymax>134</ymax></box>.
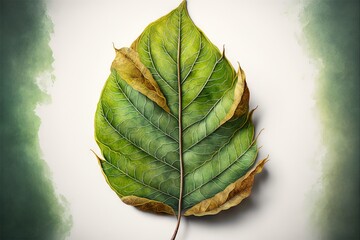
<box><xmin>94</xmin><ymin>0</ymin><xmax>266</xmax><ymax>224</ymax></box>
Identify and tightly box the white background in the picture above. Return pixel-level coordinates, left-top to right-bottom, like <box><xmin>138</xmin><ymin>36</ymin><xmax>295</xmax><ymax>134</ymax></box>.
<box><xmin>37</xmin><ymin>0</ymin><xmax>323</xmax><ymax>239</ymax></box>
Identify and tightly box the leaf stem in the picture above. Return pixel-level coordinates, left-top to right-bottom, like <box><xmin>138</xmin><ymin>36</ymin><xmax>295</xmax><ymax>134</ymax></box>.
<box><xmin>171</xmin><ymin>6</ymin><xmax>184</xmax><ymax>240</ymax></box>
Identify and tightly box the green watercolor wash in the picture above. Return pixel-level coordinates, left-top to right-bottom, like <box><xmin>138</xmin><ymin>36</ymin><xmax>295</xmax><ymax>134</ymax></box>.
<box><xmin>0</xmin><ymin>0</ymin><xmax>72</xmax><ymax>239</ymax></box>
<box><xmin>301</xmin><ymin>0</ymin><xmax>360</xmax><ymax>239</ymax></box>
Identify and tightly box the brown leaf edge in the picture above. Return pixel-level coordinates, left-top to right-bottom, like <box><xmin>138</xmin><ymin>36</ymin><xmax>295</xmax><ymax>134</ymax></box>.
<box><xmin>122</xmin><ymin>196</ymin><xmax>176</xmax><ymax>215</ymax></box>
<box><xmin>111</xmin><ymin>46</ymin><xmax>170</xmax><ymax>113</ymax></box>
<box><xmin>184</xmin><ymin>157</ymin><xmax>268</xmax><ymax>216</ymax></box>
<box><xmin>233</xmin><ymin>66</ymin><xmax>250</xmax><ymax>118</ymax></box>
<box><xmin>92</xmin><ymin>150</ymin><xmax>175</xmax><ymax>215</ymax></box>
<box><xmin>219</xmin><ymin>64</ymin><xmax>246</xmax><ymax>126</ymax></box>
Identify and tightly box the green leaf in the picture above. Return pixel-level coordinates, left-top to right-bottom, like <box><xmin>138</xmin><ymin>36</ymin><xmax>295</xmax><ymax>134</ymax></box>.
<box><xmin>94</xmin><ymin>0</ymin><xmax>266</xmax><ymax>235</ymax></box>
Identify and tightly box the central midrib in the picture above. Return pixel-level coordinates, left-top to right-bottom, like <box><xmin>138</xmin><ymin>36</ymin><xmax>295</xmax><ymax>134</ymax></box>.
<box><xmin>171</xmin><ymin>6</ymin><xmax>184</xmax><ymax>240</ymax></box>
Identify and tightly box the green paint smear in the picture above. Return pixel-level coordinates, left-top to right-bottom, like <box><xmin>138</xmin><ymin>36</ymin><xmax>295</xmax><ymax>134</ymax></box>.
<box><xmin>0</xmin><ymin>0</ymin><xmax>72</xmax><ymax>239</ymax></box>
<box><xmin>301</xmin><ymin>0</ymin><xmax>359</xmax><ymax>239</ymax></box>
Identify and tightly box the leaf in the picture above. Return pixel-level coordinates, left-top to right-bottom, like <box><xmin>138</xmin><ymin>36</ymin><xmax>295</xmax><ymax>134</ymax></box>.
<box><xmin>94</xmin><ymin>0</ymin><xmax>266</xmax><ymax>238</ymax></box>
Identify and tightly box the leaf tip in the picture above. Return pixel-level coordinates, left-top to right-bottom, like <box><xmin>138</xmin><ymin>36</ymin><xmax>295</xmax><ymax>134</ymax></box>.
<box><xmin>236</xmin><ymin>62</ymin><xmax>246</xmax><ymax>82</ymax></box>
<box><xmin>261</xmin><ymin>154</ymin><xmax>270</xmax><ymax>164</ymax></box>
<box><xmin>178</xmin><ymin>0</ymin><xmax>188</xmax><ymax>11</ymax></box>
<box><xmin>255</xmin><ymin>157</ymin><xmax>268</xmax><ymax>173</ymax></box>
<box><xmin>112</xmin><ymin>42</ymin><xmax>120</xmax><ymax>52</ymax></box>
<box><xmin>91</xmin><ymin>149</ymin><xmax>105</xmax><ymax>163</ymax></box>
<box><xmin>222</xmin><ymin>45</ymin><xmax>226</xmax><ymax>58</ymax></box>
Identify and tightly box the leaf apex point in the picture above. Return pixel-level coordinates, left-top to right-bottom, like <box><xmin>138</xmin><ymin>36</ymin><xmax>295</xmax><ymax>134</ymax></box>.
<box><xmin>236</xmin><ymin>62</ymin><xmax>247</xmax><ymax>81</ymax></box>
<box><xmin>112</xmin><ymin>42</ymin><xmax>120</xmax><ymax>52</ymax></box>
<box><xmin>179</xmin><ymin>0</ymin><xmax>188</xmax><ymax>10</ymax></box>
<box><xmin>91</xmin><ymin>149</ymin><xmax>104</xmax><ymax>162</ymax></box>
<box><xmin>237</xmin><ymin>61</ymin><xmax>241</xmax><ymax>68</ymax></box>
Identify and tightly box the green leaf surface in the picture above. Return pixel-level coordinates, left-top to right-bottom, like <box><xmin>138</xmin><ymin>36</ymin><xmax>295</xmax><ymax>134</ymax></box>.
<box><xmin>94</xmin><ymin>1</ymin><xmax>264</xmax><ymax>219</ymax></box>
